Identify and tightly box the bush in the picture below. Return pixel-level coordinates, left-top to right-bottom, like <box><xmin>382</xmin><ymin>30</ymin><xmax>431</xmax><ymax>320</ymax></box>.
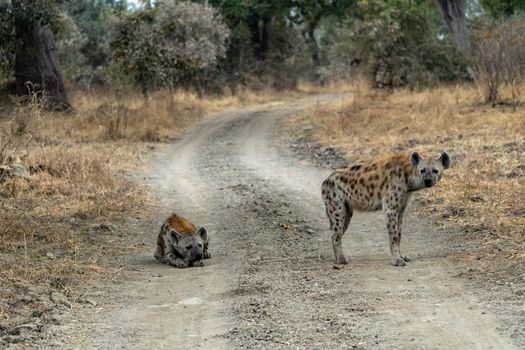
<box><xmin>0</xmin><ymin>2</ymin><xmax>15</xmax><ymax>80</ymax></box>
<box><xmin>321</xmin><ymin>0</ymin><xmax>466</xmax><ymax>87</ymax></box>
<box><xmin>474</xmin><ymin>18</ymin><xmax>525</xmax><ymax>106</ymax></box>
<box><xmin>111</xmin><ymin>1</ymin><xmax>229</xmax><ymax>97</ymax></box>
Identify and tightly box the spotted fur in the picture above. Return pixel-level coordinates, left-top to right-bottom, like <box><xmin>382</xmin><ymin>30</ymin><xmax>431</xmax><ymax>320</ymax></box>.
<box><xmin>154</xmin><ymin>213</ymin><xmax>210</xmax><ymax>268</ymax></box>
<box><xmin>321</xmin><ymin>151</ymin><xmax>451</xmax><ymax>266</ymax></box>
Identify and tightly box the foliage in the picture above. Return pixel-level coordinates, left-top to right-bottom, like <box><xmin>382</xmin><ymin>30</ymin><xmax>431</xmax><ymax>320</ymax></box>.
<box><xmin>2</xmin><ymin>0</ymin><xmax>523</xmax><ymax>93</ymax></box>
<box><xmin>111</xmin><ymin>1</ymin><xmax>229</xmax><ymax>96</ymax></box>
<box><xmin>208</xmin><ymin>0</ymin><xmax>339</xmax><ymax>86</ymax></box>
<box><xmin>57</xmin><ymin>1</ymin><xmax>119</xmax><ymax>88</ymax></box>
<box><xmin>0</xmin><ymin>0</ymin><xmax>66</xmax><ymax>80</ymax></box>
<box><xmin>55</xmin><ymin>13</ymin><xmax>89</xmax><ymax>85</ymax></box>
<box><xmin>10</xmin><ymin>0</ymin><xmax>65</xmax><ymax>28</ymax></box>
<box><xmin>322</xmin><ymin>0</ymin><xmax>466</xmax><ymax>87</ymax></box>
<box><xmin>288</xmin><ymin>0</ymin><xmax>357</xmax><ymax>66</ymax></box>
<box><xmin>0</xmin><ymin>2</ymin><xmax>15</xmax><ymax>79</ymax></box>
<box><xmin>481</xmin><ymin>0</ymin><xmax>525</xmax><ymax>18</ymax></box>
<box><xmin>474</xmin><ymin>17</ymin><xmax>525</xmax><ymax>105</ymax></box>
<box><xmin>62</xmin><ymin>1</ymin><xmax>116</xmax><ymax>71</ymax></box>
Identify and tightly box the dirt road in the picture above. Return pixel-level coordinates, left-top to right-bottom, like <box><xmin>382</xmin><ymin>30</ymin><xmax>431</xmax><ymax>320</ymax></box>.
<box><xmin>47</xmin><ymin>94</ymin><xmax>519</xmax><ymax>349</ymax></box>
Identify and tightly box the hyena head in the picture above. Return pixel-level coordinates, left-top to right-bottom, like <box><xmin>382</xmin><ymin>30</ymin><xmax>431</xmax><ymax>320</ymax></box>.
<box><xmin>171</xmin><ymin>227</ymin><xmax>208</xmax><ymax>262</ymax></box>
<box><xmin>410</xmin><ymin>151</ymin><xmax>451</xmax><ymax>189</ymax></box>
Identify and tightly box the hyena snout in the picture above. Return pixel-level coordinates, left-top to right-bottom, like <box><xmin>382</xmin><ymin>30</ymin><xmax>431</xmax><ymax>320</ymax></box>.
<box><xmin>423</xmin><ymin>172</ymin><xmax>440</xmax><ymax>187</ymax></box>
<box><xmin>187</xmin><ymin>245</ymin><xmax>204</xmax><ymax>262</ymax></box>
<box><xmin>194</xmin><ymin>251</ymin><xmax>203</xmax><ymax>261</ymax></box>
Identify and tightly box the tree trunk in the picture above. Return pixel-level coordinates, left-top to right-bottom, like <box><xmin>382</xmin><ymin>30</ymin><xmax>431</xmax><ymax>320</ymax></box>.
<box><xmin>14</xmin><ymin>19</ymin><xmax>71</xmax><ymax>110</ymax></box>
<box><xmin>432</xmin><ymin>0</ymin><xmax>469</xmax><ymax>53</ymax></box>
<box><xmin>307</xmin><ymin>24</ymin><xmax>320</xmax><ymax>67</ymax></box>
<box><xmin>249</xmin><ymin>15</ymin><xmax>271</xmax><ymax>62</ymax></box>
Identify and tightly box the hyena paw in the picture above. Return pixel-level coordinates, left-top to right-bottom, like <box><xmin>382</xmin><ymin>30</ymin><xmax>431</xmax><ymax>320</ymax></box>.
<box><xmin>392</xmin><ymin>258</ymin><xmax>406</xmax><ymax>267</ymax></box>
<box><xmin>335</xmin><ymin>257</ymin><xmax>348</xmax><ymax>265</ymax></box>
<box><xmin>203</xmin><ymin>252</ymin><xmax>211</xmax><ymax>259</ymax></box>
<box><xmin>167</xmin><ymin>256</ymin><xmax>188</xmax><ymax>268</ymax></box>
<box><xmin>173</xmin><ymin>259</ymin><xmax>189</xmax><ymax>268</ymax></box>
<box><xmin>191</xmin><ymin>260</ymin><xmax>205</xmax><ymax>267</ymax></box>
<box><xmin>402</xmin><ymin>255</ymin><xmax>411</xmax><ymax>262</ymax></box>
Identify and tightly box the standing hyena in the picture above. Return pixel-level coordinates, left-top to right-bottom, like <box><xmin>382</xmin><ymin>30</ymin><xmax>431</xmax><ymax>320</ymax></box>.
<box><xmin>321</xmin><ymin>151</ymin><xmax>451</xmax><ymax>266</ymax></box>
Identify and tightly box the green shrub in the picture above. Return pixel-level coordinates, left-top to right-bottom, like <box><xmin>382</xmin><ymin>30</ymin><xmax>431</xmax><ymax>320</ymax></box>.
<box><xmin>323</xmin><ymin>0</ymin><xmax>466</xmax><ymax>87</ymax></box>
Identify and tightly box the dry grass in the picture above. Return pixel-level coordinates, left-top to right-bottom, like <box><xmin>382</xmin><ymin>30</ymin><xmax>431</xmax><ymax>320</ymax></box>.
<box><xmin>291</xmin><ymin>81</ymin><xmax>524</xmax><ymax>275</ymax></box>
<box><xmin>35</xmin><ymin>88</ymin><xmax>306</xmax><ymax>143</ymax></box>
<box><xmin>0</xmin><ymin>97</ymin><xmax>148</xmax><ymax>334</ymax></box>
<box><xmin>0</xmin><ymin>85</ymin><xmax>304</xmax><ymax>336</ymax></box>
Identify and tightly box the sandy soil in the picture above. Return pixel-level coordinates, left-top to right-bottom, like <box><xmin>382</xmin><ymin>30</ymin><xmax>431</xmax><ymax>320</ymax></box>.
<box><xmin>29</xmin><ymin>94</ymin><xmax>522</xmax><ymax>349</ymax></box>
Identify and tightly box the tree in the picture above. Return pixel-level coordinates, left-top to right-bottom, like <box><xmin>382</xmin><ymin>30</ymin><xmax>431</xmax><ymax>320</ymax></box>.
<box><xmin>0</xmin><ymin>1</ymin><xmax>16</xmax><ymax>80</ymax></box>
<box><xmin>288</xmin><ymin>0</ymin><xmax>357</xmax><ymax>67</ymax></box>
<box><xmin>55</xmin><ymin>13</ymin><xmax>88</xmax><ymax>87</ymax></box>
<box><xmin>207</xmin><ymin>0</ymin><xmax>316</xmax><ymax>86</ymax></box>
<box><xmin>327</xmin><ymin>0</ymin><xmax>465</xmax><ymax>87</ymax></box>
<box><xmin>4</xmin><ymin>0</ymin><xmax>71</xmax><ymax>110</ymax></box>
<box><xmin>112</xmin><ymin>1</ymin><xmax>229</xmax><ymax>98</ymax></box>
<box><xmin>432</xmin><ymin>0</ymin><xmax>469</xmax><ymax>52</ymax></box>
<box><xmin>481</xmin><ymin>0</ymin><xmax>525</xmax><ymax>18</ymax></box>
<box><xmin>63</xmin><ymin>1</ymin><xmax>116</xmax><ymax>71</ymax></box>
<box><xmin>208</xmin><ymin>0</ymin><xmax>287</xmax><ymax>72</ymax></box>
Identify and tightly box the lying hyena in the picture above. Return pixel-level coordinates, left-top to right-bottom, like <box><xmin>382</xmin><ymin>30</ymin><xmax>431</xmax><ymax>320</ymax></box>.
<box><xmin>154</xmin><ymin>213</ymin><xmax>210</xmax><ymax>268</ymax></box>
<box><xmin>321</xmin><ymin>151</ymin><xmax>451</xmax><ymax>266</ymax></box>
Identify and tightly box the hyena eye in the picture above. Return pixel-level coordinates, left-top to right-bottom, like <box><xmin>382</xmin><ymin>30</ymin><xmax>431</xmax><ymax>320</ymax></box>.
<box><xmin>420</xmin><ymin>169</ymin><xmax>425</xmax><ymax>174</ymax></box>
<box><xmin>197</xmin><ymin>243</ymin><xmax>203</xmax><ymax>248</ymax></box>
<box><xmin>185</xmin><ymin>245</ymin><xmax>193</xmax><ymax>250</ymax></box>
<box><xmin>432</xmin><ymin>168</ymin><xmax>439</xmax><ymax>174</ymax></box>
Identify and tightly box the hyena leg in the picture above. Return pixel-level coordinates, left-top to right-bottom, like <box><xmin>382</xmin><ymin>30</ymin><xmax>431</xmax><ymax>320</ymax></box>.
<box><xmin>385</xmin><ymin>209</ymin><xmax>405</xmax><ymax>266</ymax></box>
<box><xmin>397</xmin><ymin>205</ymin><xmax>411</xmax><ymax>262</ymax></box>
<box><xmin>154</xmin><ymin>245</ymin><xmax>162</xmax><ymax>260</ymax></box>
<box><xmin>165</xmin><ymin>252</ymin><xmax>189</xmax><ymax>268</ymax></box>
<box><xmin>324</xmin><ymin>195</ymin><xmax>353</xmax><ymax>264</ymax></box>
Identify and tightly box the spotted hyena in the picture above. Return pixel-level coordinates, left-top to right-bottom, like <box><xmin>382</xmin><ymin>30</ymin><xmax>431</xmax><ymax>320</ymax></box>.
<box><xmin>154</xmin><ymin>213</ymin><xmax>210</xmax><ymax>268</ymax></box>
<box><xmin>321</xmin><ymin>151</ymin><xmax>451</xmax><ymax>266</ymax></box>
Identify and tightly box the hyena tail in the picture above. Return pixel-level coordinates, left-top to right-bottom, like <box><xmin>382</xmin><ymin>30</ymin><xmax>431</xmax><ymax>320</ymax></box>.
<box><xmin>322</xmin><ymin>177</ymin><xmax>352</xmax><ymax>232</ymax></box>
<box><xmin>321</xmin><ymin>177</ymin><xmax>336</xmax><ymax>230</ymax></box>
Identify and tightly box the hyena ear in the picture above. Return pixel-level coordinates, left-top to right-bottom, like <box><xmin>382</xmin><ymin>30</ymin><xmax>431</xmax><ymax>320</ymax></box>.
<box><xmin>197</xmin><ymin>227</ymin><xmax>208</xmax><ymax>242</ymax></box>
<box><xmin>410</xmin><ymin>152</ymin><xmax>422</xmax><ymax>167</ymax></box>
<box><xmin>439</xmin><ymin>152</ymin><xmax>451</xmax><ymax>169</ymax></box>
<box><xmin>170</xmin><ymin>229</ymin><xmax>183</xmax><ymax>243</ymax></box>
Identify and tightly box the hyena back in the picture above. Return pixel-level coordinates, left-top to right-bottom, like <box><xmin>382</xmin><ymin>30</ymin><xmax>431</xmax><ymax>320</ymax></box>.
<box><xmin>321</xmin><ymin>151</ymin><xmax>451</xmax><ymax>266</ymax></box>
